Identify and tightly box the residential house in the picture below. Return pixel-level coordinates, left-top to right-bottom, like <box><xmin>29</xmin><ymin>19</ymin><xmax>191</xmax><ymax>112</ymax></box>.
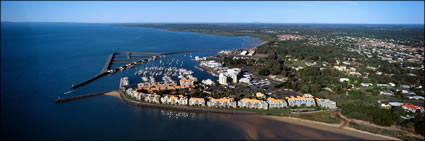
<box><xmin>360</xmin><ymin>83</ymin><xmax>372</xmax><ymax>87</ymax></box>
<box><xmin>402</xmin><ymin>103</ymin><xmax>425</xmax><ymax>113</ymax></box>
<box><xmin>380</xmin><ymin>91</ymin><xmax>394</xmax><ymax>96</ymax></box>
<box><xmin>389</xmin><ymin>102</ymin><xmax>403</xmax><ymax>107</ymax></box>
<box><xmin>339</xmin><ymin>78</ymin><xmax>349</xmax><ymax>82</ymax></box>
<box><xmin>409</xmin><ymin>96</ymin><xmax>425</xmax><ymax>100</ymax></box>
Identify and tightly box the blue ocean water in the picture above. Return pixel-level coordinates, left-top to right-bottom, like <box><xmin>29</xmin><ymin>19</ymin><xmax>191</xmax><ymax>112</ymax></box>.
<box><xmin>1</xmin><ymin>22</ymin><xmax>261</xmax><ymax>140</ymax></box>
<box><xmin>1</xmin><ymin>22</ymin><xmax>362</xmax><ymax>140</ymax></box>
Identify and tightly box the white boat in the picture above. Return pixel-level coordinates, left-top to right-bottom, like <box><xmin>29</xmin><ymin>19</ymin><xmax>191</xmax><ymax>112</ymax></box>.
<box><xmin>142</xmin><ymin>77</ymin><xmax>148</xmax><ymax>82</ymax></box>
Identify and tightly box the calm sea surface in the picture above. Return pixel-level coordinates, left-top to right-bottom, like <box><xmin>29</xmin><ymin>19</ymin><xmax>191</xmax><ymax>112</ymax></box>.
<box><xmin>1</xmin><ymin>22</ymin><xmax>361</xmax><ymax>140</ymax></box>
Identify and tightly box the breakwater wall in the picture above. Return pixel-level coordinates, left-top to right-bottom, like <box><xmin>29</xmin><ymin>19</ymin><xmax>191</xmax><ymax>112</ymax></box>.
<box><xmin>56</xmin><ymin>90</ymin><xmax>113</xmax><ymax>103</ymax></box>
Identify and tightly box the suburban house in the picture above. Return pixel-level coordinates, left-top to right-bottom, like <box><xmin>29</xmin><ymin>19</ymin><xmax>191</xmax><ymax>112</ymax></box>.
<box><xmin>409</xmin><ymin>96</ymin><xmax>425</xmax><ymax>100</ymax></box>
<box><xmin>380</xmin><ymin>91</ymin><xmax>394</xmax><ymax>96</ymax></box>
<box><xmin>360</xmin><ymin>83</ymin><xmax>372</xmax><ymax>87</ymax></box>
<box><xmin>339</xmin><ymin>78</ymin><xmax>349</xmax><ymax>82</ymax></box>
<box><xmin>402</xmin><ymin>103</ymin><xmax>425</xmax><ymax>113</ymax></box>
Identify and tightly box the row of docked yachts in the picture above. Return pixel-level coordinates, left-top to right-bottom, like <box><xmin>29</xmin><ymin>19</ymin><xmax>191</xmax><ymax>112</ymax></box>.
<box><xmin>106</xmin><ymin>55</ymin><xmax>167</xmax><ymax>74</ymax></box>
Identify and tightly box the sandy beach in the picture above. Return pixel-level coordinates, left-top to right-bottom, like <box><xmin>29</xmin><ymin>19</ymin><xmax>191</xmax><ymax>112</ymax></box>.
<box><xmin>262</xmin><ymin>115</ymin><xmax>399</xmax><ymax>140</ymax></box>
<box><xmin>104</xmin><ymin>91</ymin><xmax>122</xmax><ymax>100</ymax></box>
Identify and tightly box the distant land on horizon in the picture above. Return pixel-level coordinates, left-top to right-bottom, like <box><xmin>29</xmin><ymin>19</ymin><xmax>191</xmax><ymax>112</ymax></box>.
<box><xmin>2</xmin><ymin>21</ymin><xmax>425</xmax><ymax>26</ymax></box>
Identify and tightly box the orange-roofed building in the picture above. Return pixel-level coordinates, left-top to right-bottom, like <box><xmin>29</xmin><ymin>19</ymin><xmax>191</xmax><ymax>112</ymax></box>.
<box><xmin>267</xmin><ymin>97</ymin><xmax>288</xmax><ymax>109</ymax></box>
<box><xmin>402</xmin><ymin>103</ymin><xmax>424</xmax><ymax>113</ymax></box>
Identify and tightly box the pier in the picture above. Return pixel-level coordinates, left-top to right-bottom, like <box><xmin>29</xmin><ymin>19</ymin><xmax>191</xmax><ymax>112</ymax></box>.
<box><xmin>71</xmin><ymin>49</ymin><xmax>221</xmax><ymax>89</ymax></box>
<box><xmin>56</xmin><ymin>90</ymin><xmax>113</xmax><ymax>103</ymax></box>
<box><xmin>101</xmin><ymin>53</ymin><xmax>116</xmax><ymax>73</ymax></box>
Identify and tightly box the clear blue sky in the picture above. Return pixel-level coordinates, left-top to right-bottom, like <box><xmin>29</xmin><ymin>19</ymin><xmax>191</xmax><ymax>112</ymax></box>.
<box><xmin>1</xmin><ymin>1</ymin><xmax>424</xmax><ymax>24</ymax></box>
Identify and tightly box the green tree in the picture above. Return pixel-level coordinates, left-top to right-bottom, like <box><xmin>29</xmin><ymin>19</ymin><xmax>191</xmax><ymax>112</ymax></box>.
<box><xmin>259</xmin><ymin>68</ymin><xmax>271</xmax><ymax>76</ymax></box>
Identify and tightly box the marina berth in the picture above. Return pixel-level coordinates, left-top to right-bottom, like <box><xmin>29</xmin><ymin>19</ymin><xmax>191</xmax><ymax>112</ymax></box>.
<box><xmin>206</xmin><ymin>97</ymin><xmax>237</xmax><ymax>108</ymax></box>
<box><xmin>266</xmin><ymin>97</ymin><xmax>288</xmax><ymax>109</ymax></box>
<box><xmin>238</xmin><ymin>98</ymin><xmax>268</xmax><ymax>110</ymax></box>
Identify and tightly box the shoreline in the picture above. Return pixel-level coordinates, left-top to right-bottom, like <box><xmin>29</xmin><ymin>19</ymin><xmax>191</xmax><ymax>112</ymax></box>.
<box><xmin>117</xmin><ymin>90</ymin><xmax>257</xmax><ymax>115</ymax></box>
<box><xmin>113</xmin><ymin>90</ymin><xmax>399</xmax><ymax>140</ymax></box>
<box><xmin>263</xmin><ymin>115</ymin><xmax>399</xmax><ymax>140</ymax></box>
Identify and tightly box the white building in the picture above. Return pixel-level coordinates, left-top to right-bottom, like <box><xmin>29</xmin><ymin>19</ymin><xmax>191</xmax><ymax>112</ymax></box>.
<box><xmin>267</xmin><ymin>98</ymin><xmax>288</xmax><ymax>109</ymax></box>
<box><xmin>388</xmin><ymin>102</ymin><xmax>403</xmax><ymax>107</ymax></box>
<box><xmin>238</xmin><ymin>98</ymin><xmax>268</xmax><ymax>109</ymax></box>
<box><xmin>200</xmin><ymin>60</ymin><xmax>222</xmax><ymax>68</ymax></box>
<box><xmin>239</xmin><ymin>78</ymin><xmax>250</xmax><ymax>84</ymax></box>
<box><xmin>409</xmin><ymin>96</ymin><xmax>425</xmax><ymax>100</ymax></box>
<box><xmin>315</xmin><ymin>98</ymin><xmax>337</xmax><ymax>109</ymax></box>
<box><xmin>189</xmin><ymin>98</ymin><xmax>205</xmax><ymax>106</ymax></box>
<box><xmin>218</xmin><ymin>73</ymin><xmax>229</xmax><ymax>85</ymax></box>
<box><xmin>339</xmin><ymin>78</ymin><xmax>349</xmax><ymax>82</ymax></box>
<box><xmin>380</xmin><ymin>91</ymin><xmax>394</xmax><ymax>96</ymax></box>
<box><xmin>201</xmin><ymin>79</ymin><xmax>215</xmax><ymax>86</ymax></box>
<box><xmin>240</xmin><ymin>50</ymin><xmax>248</xmax><ymax>55</ymax></box>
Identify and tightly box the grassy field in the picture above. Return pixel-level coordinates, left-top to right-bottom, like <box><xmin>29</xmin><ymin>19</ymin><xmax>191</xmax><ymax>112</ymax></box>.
<box><xmin>289</xmin><ymin>112</ymin><xmax>342</xmax><ymax>124</ymax></box>
<box><xmin>348</xmin><ymin>122</ymin><xmax>422</xmax><ymax>140</ymax></box>
<box><xmin>226</xmin><ymin>108</ymin><xmax>291</xmax><ymax>116</ymax></box>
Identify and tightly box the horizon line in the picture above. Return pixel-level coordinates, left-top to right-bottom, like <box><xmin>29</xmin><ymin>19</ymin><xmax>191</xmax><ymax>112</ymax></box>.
<box><xmin>2</xmin><ymin>21</ymin><xmax>425</xmax><ymax>25</ymax></box>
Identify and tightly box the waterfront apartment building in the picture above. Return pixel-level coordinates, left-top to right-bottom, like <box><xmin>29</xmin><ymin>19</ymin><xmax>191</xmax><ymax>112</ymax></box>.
<box><xmin>126</xmin><ymin>88</ymin><xmax>145</xmax><ymax>100</ymax></box>
<box><xmin>144</xmin><ymin>93</ymin><xmax>161</xmax><ymax>104</ymax></box>
<box><xmin>315</xmin><ymin>98</ymin><xmax>337</xmax><ymax>109</ymax></box>
<box><xmin>285</xmin><ymin>96</ymin><xmax>316</xmax><ymax>107</ymax></box>
<box><xmin>161</xmin><ymin>95</ymin><xmax>188</xmax><ymax>105</ymax></box>
<box><xmin>206</xmin><ymin>97</ymin><xmax>237</xmax><ymax>108</ymax></box>
<box><xmin>189</xmin><ymin>97</ymin><xmax>205</xmax><ymax>106</ymax></box>
<box><xmin>137</xmin><ymin>79</ymin><xmax>193</xmax><ymax>93</ymax></box>
<box><xmin>266</xmin><ymin>97</ymin><xmax>288</xmax><ymax>109</ymax></box>
<box><xmin>238</xmin><ymin>98</ymin><xmax>268</xmax><ymax>109</ymax></box>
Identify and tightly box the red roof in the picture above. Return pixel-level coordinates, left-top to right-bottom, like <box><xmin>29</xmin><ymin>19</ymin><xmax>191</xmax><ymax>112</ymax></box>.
<box><xmin>402</xmin><ymin>103</ymin><xmax>424</xmax><ymax>110</ymax></box>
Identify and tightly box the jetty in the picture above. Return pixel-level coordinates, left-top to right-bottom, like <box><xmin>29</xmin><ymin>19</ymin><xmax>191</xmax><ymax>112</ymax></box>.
<box><xmin>56</xmin><ymin>90</ymin><xmax>113</xmax><ymax>103</ymax></box>
<box><xmin>71</xmin><ymin>50</ymin><xmax>221</xmax><ymax>89</ymax></box>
